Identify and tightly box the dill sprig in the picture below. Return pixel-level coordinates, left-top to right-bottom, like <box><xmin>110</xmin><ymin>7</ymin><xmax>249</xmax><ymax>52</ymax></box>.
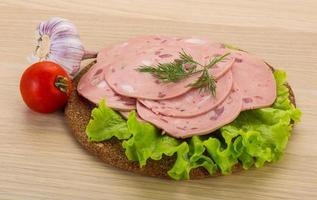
<box><xmin>136</xmin><ymin>50</ymin><xmax>230</xmax><ymax>95</ymax></box>
<box><xmin>188</xmin><ymin>69</ymin><xmax>217</xmax><ymax>96</ymax></box>
<box><xmin>137</xmin><ymin>62</ymin><xmax>195</xmax><ymax>82</ymax></box>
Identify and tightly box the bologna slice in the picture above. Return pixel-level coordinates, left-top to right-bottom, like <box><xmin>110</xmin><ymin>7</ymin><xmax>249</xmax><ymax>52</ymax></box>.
<box><xmin>231</xmin><ymin>51</ymin><xmax>276</xmax><ymax>110</ymax></box>
<box><xmin>136</xmin><ymin>86</ymin><xmax>242</xmax><ymax>138</ymax></box>
<box><xmin>104</xmin><ymin>36</ymin><xmax>234</xmax><ymax>100</ymax></box>
<box><xmin>77</xmin><ymin>63</ymin><xmax>136</xmax><ymax>111</ymax></box>
<box><xmin>139</xmin><ymin>70</ymin><xmax>233</xmax><ymax>117</ymax></box>
<box><xmin>97</xmin><ymin>36</ymin><xmax>224</xmax><ymax>64</ymax></box>
<box><xmin>97</xmin><ymin>36</ymin><xmax>179</xmax><ymax>64</ymax></box>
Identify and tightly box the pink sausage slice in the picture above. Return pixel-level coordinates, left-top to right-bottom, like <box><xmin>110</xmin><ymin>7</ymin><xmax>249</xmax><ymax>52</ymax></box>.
<box><xmin>97</xmin><ymin>36</ymin><xmax>179</xmax><ymax>64</ymax></box>
<box><xmin>136</xmin><ymin>86</ymin><xmax>242</xmax><ymax>138</ymax></box>
<box><xmin>139</xmin><ymin>70</ymin><xmax>233</xmax><ymax>117</ymax></box>
<box><xmin>97</xmin><ymin>36</ymin><xmax>224</xmax><ymax>64</ymax></box>
<box><xmin>231</xmin><ymin>51</ymin><xmax>276</xmax><ymax>110</ymax></box>
<box><xmin>104</xmin><ymin>36</ymin><xmax>234</xmax><ymax>100</ymax></box>
<box><xmin>97</xmin><ymin>46</ymin><xmax>113</xmax><ymax>65</ymax></box>
<box><xmin>119</xmin><ymin>111</ymin><xmax>130</xmax><ymax>119</ymax></box>
<box><xmin>77</xmin><ymin>63</ymin><xmax>136</xmax><ymax>111</ymax></box>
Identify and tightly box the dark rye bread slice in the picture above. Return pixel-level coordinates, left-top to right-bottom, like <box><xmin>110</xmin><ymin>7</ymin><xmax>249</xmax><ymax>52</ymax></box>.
<box><xmin>64</xmin><ymin>60</ymin><xmax>296</xmax><ymax>179</ymax></box>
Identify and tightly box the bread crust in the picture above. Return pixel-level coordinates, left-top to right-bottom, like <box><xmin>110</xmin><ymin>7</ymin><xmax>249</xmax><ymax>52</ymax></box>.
<box><xmin>64</xmin><ymin>61</ymin><xmax>296</xmax><ymax>179</ymax></box>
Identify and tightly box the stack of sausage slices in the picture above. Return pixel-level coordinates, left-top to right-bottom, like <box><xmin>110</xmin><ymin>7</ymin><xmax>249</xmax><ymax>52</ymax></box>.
<box><xmin>78</xmin><ymin>36</ymin><xmax>276</xmax><ymax>139</ymax></box>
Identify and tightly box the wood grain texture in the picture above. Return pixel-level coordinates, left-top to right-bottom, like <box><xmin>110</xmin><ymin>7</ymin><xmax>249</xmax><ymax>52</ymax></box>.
<box><xmin>0</xmin><ymin>0</ymin><xmax>316</xmax><ymax>199</ymax></box>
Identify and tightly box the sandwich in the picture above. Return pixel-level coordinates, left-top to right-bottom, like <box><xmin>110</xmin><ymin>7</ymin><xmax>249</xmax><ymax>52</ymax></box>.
<box><xmin>65</xmin><ymin>35</ymin><xmax>301</xmax><ymax>180</ymax></box>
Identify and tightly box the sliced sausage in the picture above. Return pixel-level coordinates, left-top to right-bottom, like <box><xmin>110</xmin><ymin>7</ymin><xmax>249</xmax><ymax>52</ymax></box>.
<box><xmin>77</xmin><ymin>62</ymin><xmax>136</xmax><ymax>111</ymax></box>
<box><xmin>139</xmin><ymin>71</ymin><xmax>233</xmax><ymax>117</ymax></box>
<box><xmin>136</xmin><ymin>85</ymin><xmax>242</xmax><ymax>138</ymax></box>
<box><xmin>104</xmin><ymin>36</ymin><xmax>234</xmax><ymax>100</ymax></box>
<box><xmin>231</xmin><ymin>51</ymin><xmax>276</xmax><ymax>110</ymax></box>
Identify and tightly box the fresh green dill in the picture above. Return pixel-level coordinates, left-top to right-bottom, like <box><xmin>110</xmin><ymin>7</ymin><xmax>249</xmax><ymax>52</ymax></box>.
<box><xmin>136</xmin><ymin>50</ymin><xmax>230</xmax><ymax>95</ymax></box>
<box><xmin>188</xmin><ymin>70</ymin><xmax>217</xmax><ymax>96</ymax></box>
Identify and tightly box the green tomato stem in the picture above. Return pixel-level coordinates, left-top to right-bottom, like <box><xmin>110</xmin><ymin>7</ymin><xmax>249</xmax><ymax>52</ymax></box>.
<box><xmin>55</xmin><ymin>75</ymin><xmax>69</xmax><ymax>94</ymax></box>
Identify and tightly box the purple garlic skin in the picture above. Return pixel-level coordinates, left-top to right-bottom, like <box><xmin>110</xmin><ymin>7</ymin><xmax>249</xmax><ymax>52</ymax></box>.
<box><xmin>32</xmin><ymin>17</ymin><xmax>96</xmax><ymax>77</ymax></box>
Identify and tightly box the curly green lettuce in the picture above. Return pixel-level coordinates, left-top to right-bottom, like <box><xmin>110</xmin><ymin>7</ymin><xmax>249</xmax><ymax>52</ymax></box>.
<box><xmin>85</xmin><ymin>70</ymin><xmax>301</xmax><ymax>180</ymax></box>
<box><xmin>122</xmin><ymin>112</ymin><xmax>180</xmax><ymax>167</ymax></box>
<box><xmin>86</xmin><ymin>100</ymin><xmax>131</xmax><ymax>141</ymax></box>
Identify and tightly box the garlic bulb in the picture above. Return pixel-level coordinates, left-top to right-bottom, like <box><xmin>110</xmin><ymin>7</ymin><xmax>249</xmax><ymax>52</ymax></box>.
<box><xmin>31</xmin><ymin>17</ymin><xmax>96</xmax><ymax>76</ymax></box>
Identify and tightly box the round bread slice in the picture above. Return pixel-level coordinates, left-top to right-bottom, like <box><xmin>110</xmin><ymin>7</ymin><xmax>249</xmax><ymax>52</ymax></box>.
<box><xmin>64</xmin><ymin>60</ymin><xmax>297</xmax><ymax>179</ymax></box>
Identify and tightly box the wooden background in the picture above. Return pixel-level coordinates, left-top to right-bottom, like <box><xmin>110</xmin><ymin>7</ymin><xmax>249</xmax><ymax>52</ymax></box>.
<box><xmin>0</xmin><ymin>0</ymin><xmax>316</xmax><ymax>199</ymax></box>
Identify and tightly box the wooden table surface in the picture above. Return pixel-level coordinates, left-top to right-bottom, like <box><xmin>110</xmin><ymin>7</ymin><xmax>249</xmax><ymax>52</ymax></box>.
<box><xmin>1</xmin><ymin>0</ymin><xmax>317</xmax><ymax>199</ymax></box>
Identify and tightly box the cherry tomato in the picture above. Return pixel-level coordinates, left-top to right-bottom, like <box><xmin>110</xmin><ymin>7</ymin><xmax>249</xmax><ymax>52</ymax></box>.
<box><xmin>20</xmin><ymin>61</ymin><xmax>72</xmax><ymax>113</ymax></box>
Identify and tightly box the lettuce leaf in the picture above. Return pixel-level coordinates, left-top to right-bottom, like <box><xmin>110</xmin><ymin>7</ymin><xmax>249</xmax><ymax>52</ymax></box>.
<box><xmin>122</xmin><ymin>111</ymin><xmax>180</xmax><ymax>167</ymax></box>
<box><xmin>85</xmin><ymin>70</ymin><xmax>301</xmax><ymax>180</ymax></box>
<box><xmin>86</xmin><ymin>100</ymin><xmax>131</xmax><ymax>141</ymax></box>
<box><xmin>273</xmin><ymin>70</ymin><xmax>301</xmax><ymax>122</ymax></box>
<box><xmin>122</xmin><ymin>112</ymin><xmax>218</xmax><ymax>180</ymax></box>
<box><xmin>168</xmin><ymin>136</ymin><xmax>217</xmax><ymax>180</ymax></box>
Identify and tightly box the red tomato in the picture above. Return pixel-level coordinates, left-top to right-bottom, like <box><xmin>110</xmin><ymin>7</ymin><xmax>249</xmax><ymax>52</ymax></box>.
<box><xmin>20</xmin><ymin>61</ymin><xmax>72</xmax><ymax>113</ymax></box>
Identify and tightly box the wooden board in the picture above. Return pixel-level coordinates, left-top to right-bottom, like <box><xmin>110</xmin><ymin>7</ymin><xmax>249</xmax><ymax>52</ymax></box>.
<box><xmin>0</xmin><ymin>0</ymin><xmax>316</xmax><ymax>199</ymax></box>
